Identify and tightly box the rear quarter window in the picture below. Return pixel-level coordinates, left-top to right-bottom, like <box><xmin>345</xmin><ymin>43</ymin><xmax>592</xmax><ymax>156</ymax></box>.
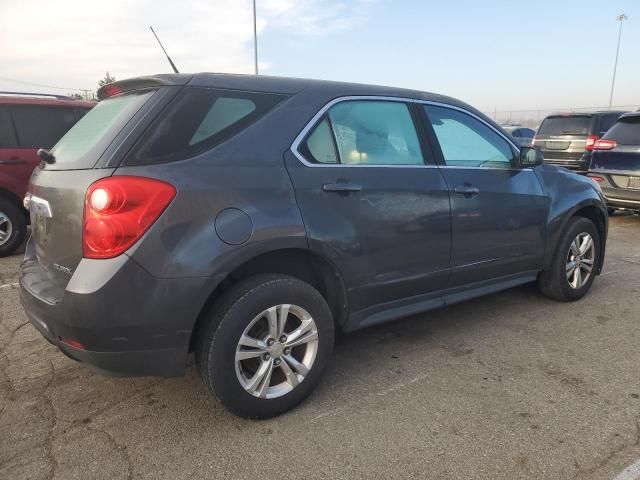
<box><xmin>128</xmin><ymin>88</ymin><xmax>287</xmax><ymax>165</ymax></box>
<box><xmin>0</xmin><ymin>107</ymin><xmax>18</xmax><ymax>148</ymax></box>
<box><xmin>538</xmin><ymin>116</ymin><xmax>592</xmax><ymax>136</ymax></box>
<box><xmin>602</xmin><ymin>117</ymin><xmax>640</xmax><ymax>145</ymax></box>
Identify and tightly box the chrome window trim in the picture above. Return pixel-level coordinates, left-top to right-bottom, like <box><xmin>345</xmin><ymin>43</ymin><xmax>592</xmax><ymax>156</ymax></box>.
<box><xmin>290</xmin><ymin>95</ymin><xmax>529</xmax><ymax>171</ymax></box>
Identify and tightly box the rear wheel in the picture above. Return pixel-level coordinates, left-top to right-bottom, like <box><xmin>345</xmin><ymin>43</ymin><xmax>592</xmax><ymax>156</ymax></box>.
<box><xmin>538</xmin><ymin>217</ymin><xmax>600</xmax><ymax>301</ymax></box>
<box><xmin>0</xmin><ymin>197</ymin><xmax>26</xmax><ymax>257</ymax></box>
<box><xmin>196</xmin><ymin>274</ymin><xmax>334</xmax><ymax>418</ymax></box>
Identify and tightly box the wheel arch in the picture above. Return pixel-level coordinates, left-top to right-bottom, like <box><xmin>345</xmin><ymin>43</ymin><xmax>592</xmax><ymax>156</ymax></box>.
<box><xmin>189</xmin><ymin>248</ymin><xmax>349</xmax><ymax>352</ymax></box>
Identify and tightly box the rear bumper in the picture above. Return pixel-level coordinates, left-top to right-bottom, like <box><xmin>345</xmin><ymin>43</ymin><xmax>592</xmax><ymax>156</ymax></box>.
<box><xmin>19</xmin><ymin>241</ymin><xmax>217</xmax><ymax>377</ymax></box>
<box><xmin>587</xmin><ymin>174</ymin><xmax>640</xmax><ymax>210</ymax></box>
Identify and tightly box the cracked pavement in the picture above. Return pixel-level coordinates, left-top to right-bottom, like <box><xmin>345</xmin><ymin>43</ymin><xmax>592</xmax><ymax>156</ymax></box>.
<box><xmin>1</xmin><ymin>214</ymin><xmax>640</xmax><ymax>479</ymax></box>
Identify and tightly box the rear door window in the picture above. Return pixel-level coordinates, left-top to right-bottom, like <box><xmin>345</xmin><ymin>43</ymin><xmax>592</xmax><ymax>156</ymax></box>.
<box><xmin>538</xmin><ymin>116</ymin><xmax>592</xmax><ymax>136</ymax></box>
<box><xmin>602</xmin><ymin>117</ymin><xmax>640</xmax><ymax>145</ymax></box>
<box><xmin>0</xmin><ymin>107</ymin><xmax>18</xmax><ymax>148</ymax></box>
<box><xmin>128</xmin><ymin>88</ymin><xmax>287</xmax><ymax>165</ymax></box>
<box><xmin>11</xmin><ymin>106</ymin><xmax>77</xmax><ymax>148</ymax></box>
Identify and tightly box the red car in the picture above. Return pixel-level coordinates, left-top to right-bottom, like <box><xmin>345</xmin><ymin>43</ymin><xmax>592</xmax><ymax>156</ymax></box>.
<box><xmin>0</xmin><ymin>92</ymin><xmax>94</xmax><ymax>255</ymax></box>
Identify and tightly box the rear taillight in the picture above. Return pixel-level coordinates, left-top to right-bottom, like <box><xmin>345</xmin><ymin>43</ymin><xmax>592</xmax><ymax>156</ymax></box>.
<box><xmin>83</xmin><ymin>176</ymin><xmax>176</xmax><ymax>259</ymax></box>
<box><xmin>585</xmin><ymin>134</ymin><xmax>599</xmax><ymax>151</ymax></box>
<box><xmin>593</xmin><ymin>139</ymin><xmax>618</xmax><ymax>150</ymax></box>
<box><xmin>589</xmin><ymin>175</ymin><xmax>605</xmax><ymax>182</ymax></box>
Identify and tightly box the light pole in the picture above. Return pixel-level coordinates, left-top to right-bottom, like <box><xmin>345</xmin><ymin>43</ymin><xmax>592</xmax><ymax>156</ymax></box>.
<box><xmin>252</xmin><ymin>0</ymin><xmax>258</xmax><ymax>75</ymax></box>
<box><xmin>609</xmin><ymin>13</ymin><xmax>628</xmax><ymax>108</ymax></box>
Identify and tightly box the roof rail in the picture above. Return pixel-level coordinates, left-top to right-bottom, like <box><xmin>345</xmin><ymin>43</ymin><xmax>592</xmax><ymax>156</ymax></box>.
<box><xmin>0</xmin><ymin>91</ymin><xmax>74</xmax><ymax>100</ymax></box>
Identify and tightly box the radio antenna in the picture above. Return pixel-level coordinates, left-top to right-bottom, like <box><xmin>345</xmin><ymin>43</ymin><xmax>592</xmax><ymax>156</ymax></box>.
<box><xmin>149</xmin><ymin>26</ymin><xmax>179</xmax><ymax>74</ymax></box>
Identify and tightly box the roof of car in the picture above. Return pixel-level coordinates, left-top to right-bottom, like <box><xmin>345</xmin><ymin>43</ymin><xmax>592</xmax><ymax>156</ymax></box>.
<box><xmin>102</xmin><ymin>72</ymin><xmax>477</xmax><ymax>113</ymax></box>
<box><xmin>0</xmin><ymin>93</ymin><xmax>95</xmax><ymax>108</ymax></box>
<box><xmin>619</xmin><ymin>112</ymin><xmax>640</xmax><ymax>120</ymax></box>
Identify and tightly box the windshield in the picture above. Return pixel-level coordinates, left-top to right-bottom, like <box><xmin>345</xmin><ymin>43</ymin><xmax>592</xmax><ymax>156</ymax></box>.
<box><xmin>538</xmin><ymin>116</ymin><xmax>592</xmax><ymax>136</ymax></box>
<box><xmin>49</xmin><ymin>90</ymin><xmax>155</xmax><ymax>169</ymax></box>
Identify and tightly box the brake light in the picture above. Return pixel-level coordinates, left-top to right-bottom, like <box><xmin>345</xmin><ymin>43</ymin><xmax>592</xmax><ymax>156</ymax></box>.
<box><xmin>101</xmin><ymin>84</ymin><xmax>123</xmax><ymax>97</ymax></box>
<box><xmin>593</xmin><ymin>139</ymin><xmax>617</xmax><ymax>150</ymax></box>
<box><xmin>585</xmin><ymin>134</ymin><xmax>599</xmax><ymax>151</ymax></box>
<box><xmin>83</xmin><ymin>176</ymin><xmax>176</xmax><ymax>259</ymax></box>
<box><xmin>589</xmin><ymin>175</ymin><xmax>605</xmax><ymax>182</ymax></box>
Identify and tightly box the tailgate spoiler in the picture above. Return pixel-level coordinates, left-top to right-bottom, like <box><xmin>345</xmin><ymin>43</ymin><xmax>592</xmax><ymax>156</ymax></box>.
<box><xmin>97</xmin><ymin>74</ymin><xmax>192</xmax><ymax>100</ymax></box>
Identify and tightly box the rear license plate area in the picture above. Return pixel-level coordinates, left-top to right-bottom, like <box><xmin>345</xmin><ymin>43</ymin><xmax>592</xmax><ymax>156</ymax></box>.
<box><xmin>628</xmin><ymin>177</ymin><xmax>640</xmax><ymax>190</ymax></box>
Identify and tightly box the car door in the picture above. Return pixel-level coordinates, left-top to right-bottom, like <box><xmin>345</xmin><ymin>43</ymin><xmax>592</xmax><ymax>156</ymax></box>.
<box><xmin>422</xmin><ymin>104</ymin><xmax>548</xmax><ymax>287</ymax></box>
<box><xmin>285</xmin><ymin>98</ymin><xmax>451</xmax><ymax>314</ymax></box>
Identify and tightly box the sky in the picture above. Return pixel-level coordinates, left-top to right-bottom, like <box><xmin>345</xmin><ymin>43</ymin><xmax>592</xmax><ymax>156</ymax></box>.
<box><xmin>0</xmin><ymin>0</ymin><xmax>638</xmax><ymax>114</ymax></box>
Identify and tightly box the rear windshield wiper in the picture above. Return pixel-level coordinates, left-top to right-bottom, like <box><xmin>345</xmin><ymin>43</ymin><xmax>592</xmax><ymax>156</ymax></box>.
<box><xmin>37</xmin><ymin>148</ymin><xmax>56</xmax><ymax>165</ymax></box>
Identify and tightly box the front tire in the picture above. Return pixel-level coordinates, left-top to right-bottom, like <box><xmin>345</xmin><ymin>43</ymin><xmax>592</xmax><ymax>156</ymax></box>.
<box><xmin>538</xmin><ymin>217</ymin><xmax>600</xmax><ymax>302</ymax></box>
<box><xmin>196</xmin><ymin>274</ymin><xmax>334</xmax><ymax>419</ymax></box>
<box><xmin>0</xmin><ymin>197</ymin><xmax>26</xmax><ymax>257</ymax></box>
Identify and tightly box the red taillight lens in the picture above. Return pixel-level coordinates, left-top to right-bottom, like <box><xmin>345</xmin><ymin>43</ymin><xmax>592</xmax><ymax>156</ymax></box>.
<box><xmin>102</xmin><ymin>84</ymin><xmax>123</xmax><ymax>97</ymax></box>
<box><xmin>585</xmin><ymin>134</ymin><xmax>599</xmax><ymax>151</ymax></box>
<box><xmin>593</xmin><ymin>139</ymin><xmax>617</xmax><ymax>150</ymax></box>
<box><xmin>83</xmin><ymin>176</ymin><xmax>176</xmax><ymax>259</ymax></box>
<box><xmin>589</xmin><ymin>175</ymin><xmax>605</xmax><ymax>182</ymax></box>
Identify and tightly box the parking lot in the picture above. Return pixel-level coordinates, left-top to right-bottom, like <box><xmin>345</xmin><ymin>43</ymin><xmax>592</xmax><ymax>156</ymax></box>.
<box><xmin>0</xmin><ymin>214</ymin><xmax>638</xmax><ymax>479</ymax></box>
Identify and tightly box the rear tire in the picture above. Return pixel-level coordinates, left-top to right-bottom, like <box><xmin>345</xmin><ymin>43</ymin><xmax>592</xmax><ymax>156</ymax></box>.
<box><xmin>538</xmin><ymin>217</ymin><xmax>600</xmax><ymax>302</ymax></box>
<box><xmin>0</xmin><ymin>197</ymin><xmax>26</xmax><ymax>257</ymax></box>
<box><xmin>196</xmin><ymin>274</ymin><xmax>334</xmax><ymax>419</ymax></box>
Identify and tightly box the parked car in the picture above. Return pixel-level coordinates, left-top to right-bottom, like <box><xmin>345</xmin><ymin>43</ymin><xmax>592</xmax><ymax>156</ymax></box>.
<box><xmin>588</xmin><ymin>112</ymin><xmax>640</xmax><ymax>214</ymax></box>
<box><xmin>0</xmin><ymin>92</ymin><xmax>94</xmax><ymax>255</ymax></box>
<box><xmin>502</xmin><ymin>125</ymin><xmax>535</xmax><ymax>146</ymax></box>
<box><xmin>533</xmin><ymin>111</ymin><xmax>628</xmax><ymax>173</ymax></box>
<box><xmin>20</xmin><ymin>74</ymin><xmax>608</xmax><ymax>418</ymax></box>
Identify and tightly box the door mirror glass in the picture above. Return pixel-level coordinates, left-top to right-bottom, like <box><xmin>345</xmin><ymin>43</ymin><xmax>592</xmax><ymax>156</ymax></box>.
<box><xmin>519</xmin><ymin>146</ymin><xmax>544</xmax><ymax>167</ymax></box>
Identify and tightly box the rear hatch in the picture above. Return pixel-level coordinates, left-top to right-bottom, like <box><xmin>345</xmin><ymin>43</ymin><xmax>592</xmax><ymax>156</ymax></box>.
<box><xmin>590</xmin><ymin>115</ymin><xmax>640</xmax><ymax>191</ymax></box>
<box><xmin>22</xmin><ymin>85</ymin><xmax>171</xmax><ymax>303</ymax></box>
<box><xmin>534</xmin><ymin>114</ymin><xmax>593</xmax><ymax>167</ymax></box>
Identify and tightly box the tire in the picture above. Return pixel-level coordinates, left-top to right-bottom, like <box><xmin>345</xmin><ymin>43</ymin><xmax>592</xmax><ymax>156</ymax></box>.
<box><xmin>0</xmin><ymin>197</ymin><xmax>27</xmax><ymax>257</ymax></box>
<box><xmin>196</xmin><ymin>274</ymin><xmax>334</xmax><ymax>419</ymax></box>
<box><xmin>607</xmin><ymin>208</ymin><xmax>616</xmax><ymax>216</ymax></box>
<box><xmin>538</xmin><ymin>217</ymin><xmax>600</xmax><ymax>302</ymax></box>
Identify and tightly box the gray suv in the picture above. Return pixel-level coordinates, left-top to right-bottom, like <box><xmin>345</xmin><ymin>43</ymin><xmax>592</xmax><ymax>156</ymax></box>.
<box><xmin>533</xmin><ymin>111</ymin><xmax>627</xmax><ymax>172</ymax></box>
<box><xmin>20</xmin><ymin>74</ymin><xmax>608</xmax><ymax>418</ymax></box>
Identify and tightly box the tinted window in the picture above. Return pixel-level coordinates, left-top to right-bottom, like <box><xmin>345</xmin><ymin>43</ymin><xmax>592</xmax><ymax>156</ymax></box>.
<box><xmin>598</xmin><ymin>114</ymin><xmax>622</xmax><ymax>136</ymax></box>
<box><xmin>602</xmin><ymin>117</ymin><xmax>640</xmax><ymax>145</ymax></box>
<box><xmin>11</xmin><ymin>106</ymin><xmax>77</xmax><ymax>148</ymax></box>
<box><xmin>303</xmin><ymin>117</ymin><xmax>338</xmax><ymax>164</ymax></box>
<box><xmin>519</xmin><ymin>128</ymin><xmax>535</xmax><ymax>139</ymax></box>
<box><xmin>130</xmin><ymin>88</ymin><xmax>286</xmax><ymax>165</ymax></box>
<box><xmin>0</xmin><ymin>107</ymin><xmax>18</xmax><ymax>148</ymax></box>
<box><xmin>324</xmin><ymin>101</ymin><xmax>424</xmax><ymax>165</ymax></box>
<box><xmin>52</xmin><ymin>90</ymin><xmax>155</xmax><ymax>168</ymax></box>
<box><xmin>537</xmin><ymin>116</ymin><xmax>592</xmax><ymax>136</ymax></box>
<box><xmin>425</xmin><ymin>106</ymin><xmax>514</xmax><ymax>168</ymax></box>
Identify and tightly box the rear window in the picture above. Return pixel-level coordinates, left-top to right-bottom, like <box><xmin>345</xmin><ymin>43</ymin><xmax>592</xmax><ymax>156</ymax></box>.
<box><xmin>602</xmin><ymin>117</ymin><xmax>640</xmax><ymax>145</ymax></box>
<box><xmin>128</xmin><ymin>88</ymin><xmax>286</xmax><ymax>165</ymax></box>
<box><xmin>11</xmin><ymin>106</ymin><xmax>77</xmax><ymax>148</ymax></box>
<box><xmin>538</xmin><ymin>115</ymin><xmax>592</xmax><ymax>136</ymax></box>
<box><xmin>51</xmin><ymin>90</ymin><xmax>155</xmax><ymax>169</ymax></box>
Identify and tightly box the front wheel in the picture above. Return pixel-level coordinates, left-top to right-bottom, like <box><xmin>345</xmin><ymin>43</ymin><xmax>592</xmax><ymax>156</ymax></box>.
<box><xmin>538</xmin><ymin>217</ymin><xmax>600</xmax><ymax>302</ymax></box>
<box><xmin>196</xmin><ymin>274</ymin><xmax>334</xmax><ymax>418</ymax></box>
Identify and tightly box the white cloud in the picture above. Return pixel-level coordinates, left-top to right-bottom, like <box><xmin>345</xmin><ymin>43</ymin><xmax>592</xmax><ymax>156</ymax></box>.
<box><xmin>0</xmin><ymin>0</ymin><xmax>378</xmax><ymax>94</ymax></box>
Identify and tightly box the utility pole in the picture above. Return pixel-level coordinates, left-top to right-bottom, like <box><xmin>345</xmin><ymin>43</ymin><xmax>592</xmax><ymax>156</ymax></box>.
<box><xmin>253</xmin><ymin>0</ymin><xmax>259</xmax><ymax>74</ymax></box>
<box><xmin>609</xmin><ymin>13</ymin><xmax>628</xmax><ymax>108</ymax></box>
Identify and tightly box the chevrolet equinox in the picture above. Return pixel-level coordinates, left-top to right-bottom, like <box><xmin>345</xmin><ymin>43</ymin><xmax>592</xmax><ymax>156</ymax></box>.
<box><xmin>20</xmin><ymin>74</ymin><xmax>608</xmax><ymax>418</ymax></box>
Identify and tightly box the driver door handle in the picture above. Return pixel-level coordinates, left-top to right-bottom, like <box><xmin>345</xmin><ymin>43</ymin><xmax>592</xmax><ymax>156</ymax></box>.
<box><xmin>454</xmin><ymin>185</ymin><xmax>480</xmax><ymax>196</ymax></box>
<box><xmin>323</xmin><ymin>183</ymin><xmax>362</xmax><ymax>193</ymax></box>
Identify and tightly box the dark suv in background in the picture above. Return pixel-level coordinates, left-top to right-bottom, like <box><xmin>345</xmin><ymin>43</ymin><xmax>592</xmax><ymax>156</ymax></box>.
<box><xmin>20</xmin><ymin>74</ymin><xmax>607</xmax><ymax>418</ymax></box>
<box><xmin>533</xmin><ymin>111</ymin><xmax>627</xmax><ymax>173</ymax></box>
<box><xmin>0</xmin><ymin>93</ymin><xmax>94</xmax><ymax>255</ymax></box>
<box><xmin>588</xmin><ymin>112</ymin><xmax>640</xmax><ymax>214</ymax></box>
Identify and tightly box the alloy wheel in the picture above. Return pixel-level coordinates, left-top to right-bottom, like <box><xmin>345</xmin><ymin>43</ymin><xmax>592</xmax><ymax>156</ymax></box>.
<box><xmin>566</xmin><ymin>232</ymin><xmax>595</xmax><ymax>289</ymax></box>
<box><xmin>235</xmin><ymin>304</ymin><xmax>319</xmax><ymax>399</ymax></box>
<box><xmin>0</xmin><ymin>211</ymin><xmax>13</xmax><ymax>247</ymax></box>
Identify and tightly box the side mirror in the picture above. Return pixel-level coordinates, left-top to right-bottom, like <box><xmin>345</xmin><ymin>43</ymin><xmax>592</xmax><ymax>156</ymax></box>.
<box><xmin>519</xmin><ymin>146</ymin><xmax>544</xmax><ymax>168</ymax></box>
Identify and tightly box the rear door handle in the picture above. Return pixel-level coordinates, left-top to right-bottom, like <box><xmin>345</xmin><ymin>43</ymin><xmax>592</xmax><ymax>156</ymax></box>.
<box><xmin>453</xmin><ymin>185</ymin><xmax>480</xmax><ymax>196</ymax></box>
<box><xmin>323</xmin><ymin>183</ymin><xmax>362</xmax><ymax>193</ymax></box>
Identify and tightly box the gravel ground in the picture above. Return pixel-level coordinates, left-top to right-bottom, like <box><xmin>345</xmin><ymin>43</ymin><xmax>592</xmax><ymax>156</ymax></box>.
<box><xmin>1</xmin><ymin>214</ymin><xmax>639</xmax><ymax>480</ymax></box>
